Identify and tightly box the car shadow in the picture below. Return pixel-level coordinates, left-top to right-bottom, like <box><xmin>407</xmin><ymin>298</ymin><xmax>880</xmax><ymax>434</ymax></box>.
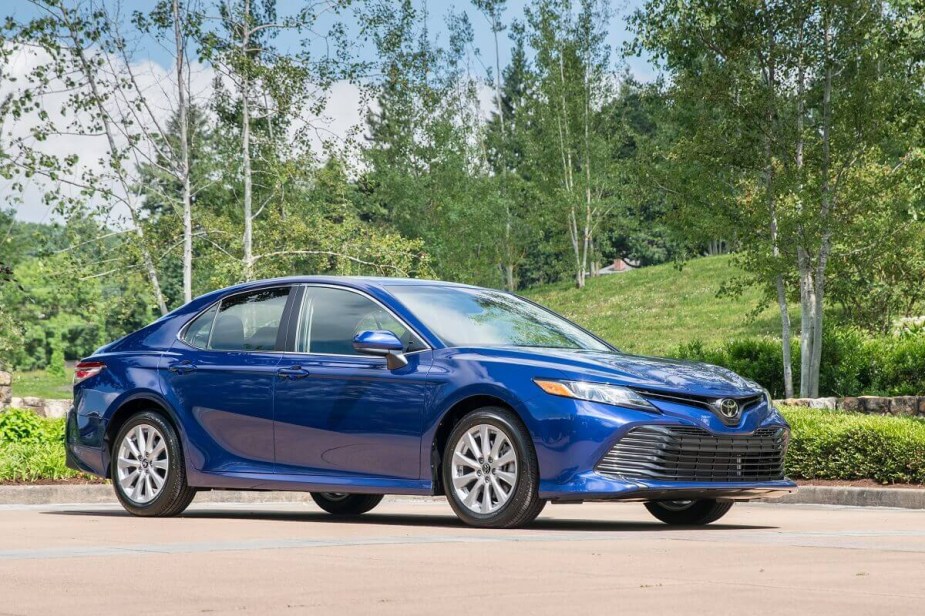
<box><xmin>42</xmin><ymin>508</ymin><xmax>776</xmax><ymax>532</ymax></box>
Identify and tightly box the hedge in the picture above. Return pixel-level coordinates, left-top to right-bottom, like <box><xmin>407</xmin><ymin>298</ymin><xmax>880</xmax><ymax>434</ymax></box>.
<box><xmin>781</xmin><ymin>406</ymin><xmax>925</xmax><ymax>484</ymax></box>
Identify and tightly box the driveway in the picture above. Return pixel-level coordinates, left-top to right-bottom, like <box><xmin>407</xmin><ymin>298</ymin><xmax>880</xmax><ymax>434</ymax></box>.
<box><xmin>1</xmin><ymin>498</ymin><xmax>923</xmax><ymax>615</ymax></box>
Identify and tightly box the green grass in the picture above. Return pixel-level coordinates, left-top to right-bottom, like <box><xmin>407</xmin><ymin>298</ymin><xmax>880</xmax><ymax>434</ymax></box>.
<box><xmin>12</xmin><ymin>369</ymin><xmax>73</xmax><ymax>399</ymax></box>
<box><xmin>526</xmin><ymin>255</ymin><xmax>788</xmax><ymax>356</ymax></box>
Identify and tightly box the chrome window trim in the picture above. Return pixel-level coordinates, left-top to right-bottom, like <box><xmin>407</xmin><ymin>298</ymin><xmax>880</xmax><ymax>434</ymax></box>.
<box><xmin>175</xmin><ymin>284</ymin><xmax>294</xmax><ymax>352</ymax></box>
<box><xmin>287</xmin><ymin>283</ymin><xmax>432</xmax><ymax>358</ymax></box>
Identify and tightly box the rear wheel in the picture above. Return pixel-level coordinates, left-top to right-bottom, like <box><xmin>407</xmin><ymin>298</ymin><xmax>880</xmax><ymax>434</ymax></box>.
<box><xmin>111</xmin><ymin>411</ymin><xmax>196</xmax><ymax>517</ymax></box>
<box><xmin>644</xmin><ymin>499</ymin><xmax>733</xmax><ymax>525</ymax></box>
<box><xmin>310</xmin><ymin>492</ymin><xmax>383</xmax><ymax>515</ymax></box>
<box><xmin>442</xmin><ymin>407</ymin><xmax>545</xmax><ymax>528</ymax></box>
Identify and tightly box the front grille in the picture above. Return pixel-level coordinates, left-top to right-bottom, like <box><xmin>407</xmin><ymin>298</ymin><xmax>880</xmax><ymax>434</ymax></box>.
<box><xmin>596</xmin><ymin>425</ymin><xmax>788</xmax><ymax>482</ymax></box>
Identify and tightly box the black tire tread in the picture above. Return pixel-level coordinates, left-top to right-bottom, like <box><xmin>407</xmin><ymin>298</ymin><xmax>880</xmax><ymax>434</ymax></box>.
<box><xmin>644</xmin><ymin>499</ymin><xmax>733</xmax><ymax>525</ymax></box>
<box><xmin>310</xmin><ymin>493</ymin><xmax>384</xmax><ymax>515</ymax></box>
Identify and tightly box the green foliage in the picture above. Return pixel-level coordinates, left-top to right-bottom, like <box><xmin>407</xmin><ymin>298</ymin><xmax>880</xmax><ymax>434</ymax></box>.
<box><xmin>677</xmin><ymin>324</ymin><xmax>925</xmax><ymax>397</ymax></box>
<box><xmin>0</xmin><ymin>409</ymin><xmax>89</xmax><ymax>482</ymax></box>
<box><xmin>782</xmin><ymin>407</ymin><xmax>925</xmax><ymax>485</ymax></box>
<box><xmin>678</xmin><ymin>337</ymin><xmax>787</xmax><ymax>398</ymax></box>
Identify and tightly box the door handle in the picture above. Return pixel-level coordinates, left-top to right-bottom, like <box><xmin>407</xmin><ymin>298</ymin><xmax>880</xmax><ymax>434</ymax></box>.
<box><xmin>278</xmin><ymin>366</ymin><xmax>310</xmax><ymax>379</ymax></box>
<box><xmin>168</xmin><ymin>360</ymin><xmax>196</xmax><ymax>375</ymax></box>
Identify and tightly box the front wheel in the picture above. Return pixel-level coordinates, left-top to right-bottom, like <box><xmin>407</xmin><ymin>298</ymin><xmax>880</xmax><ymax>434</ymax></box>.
<box><xmin>644</xmin><ymin>499</ymin><xmax>733</xmax><ymax>525</ymax></box>
<box><xmin>310</xmin><ymin>492</ymin><xmax>383</xmax><ymax>515</ymax></box>
<box><xmin>442</xmin><ymin>407</ymin><xmax>546</xmax><ymax>528</ymax></box>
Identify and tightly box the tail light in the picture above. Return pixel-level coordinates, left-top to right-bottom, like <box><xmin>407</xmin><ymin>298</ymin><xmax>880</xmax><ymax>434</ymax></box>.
<box><xmin>73</xmin><ymin>361</ymin><xmax>105</xmax><ymax>384</ymax></box>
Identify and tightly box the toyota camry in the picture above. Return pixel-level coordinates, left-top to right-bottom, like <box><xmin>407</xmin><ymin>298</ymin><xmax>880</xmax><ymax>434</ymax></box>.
<box><xmin>66</xmin><ymin>277</ymin><xmax>795</xmax><ymax>528</ymax></box>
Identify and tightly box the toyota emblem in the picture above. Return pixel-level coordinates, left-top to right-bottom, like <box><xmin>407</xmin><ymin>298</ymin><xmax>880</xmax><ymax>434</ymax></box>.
<box><xmin>719</xmin><ymin>398</ymin><xmax>739</xmax><ymax>418</ymax></box>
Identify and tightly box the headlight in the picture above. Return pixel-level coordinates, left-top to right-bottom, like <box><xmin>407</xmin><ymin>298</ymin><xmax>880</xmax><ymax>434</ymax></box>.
<box><xmin>762</xmin><ymin>388</ymin><xmax>774</xmax><ymax>408</ymax></box>
<box><xmin>533</xmin><ymin>379</ymin><xmax>659</xmax><ymax>412</ymax></box>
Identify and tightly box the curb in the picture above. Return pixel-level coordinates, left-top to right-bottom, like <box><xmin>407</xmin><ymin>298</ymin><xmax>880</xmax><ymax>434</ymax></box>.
<box><xmin>2</xmin><ymin>483</ymin><xmax>924</xmax><ymax>509</ymax></box>
<box><xmin>769</xmin><ymin>486</ymin><xmax>925</xmax><ymax>510</ymax></box>
<box><xmin>0</xmin><ymin>484</ymin><xmax>317</xmax><ymax>506</ymax></box>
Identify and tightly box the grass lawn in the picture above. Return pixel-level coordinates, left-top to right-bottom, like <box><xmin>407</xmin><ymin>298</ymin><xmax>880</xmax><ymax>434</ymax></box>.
<box><xmin>12</xmin><ymin>369</ymin><xmax>73</xmax><ymax>399</ymax></box>
<box><xmin>525</xmin><ymin>255</ymin><xmax>790</xmax><ymax>357</ymax></box>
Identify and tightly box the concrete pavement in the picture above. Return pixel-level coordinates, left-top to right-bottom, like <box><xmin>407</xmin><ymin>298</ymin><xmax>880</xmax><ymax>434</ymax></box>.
<box><xmin>1</xmin><ymin>498</ymin><xmax>923</xmax><ymax>615</ymax></box>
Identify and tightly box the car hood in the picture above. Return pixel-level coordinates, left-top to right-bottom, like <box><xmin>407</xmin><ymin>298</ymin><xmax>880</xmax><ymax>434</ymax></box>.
<box><xmin>473</xmin><ymin>346</ymin><xmax>761</xmax><ymax>398</ymax></box>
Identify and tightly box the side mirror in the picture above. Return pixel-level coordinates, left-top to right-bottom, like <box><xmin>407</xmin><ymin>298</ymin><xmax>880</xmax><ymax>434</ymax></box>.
<box><xmin>353</xmin><ymin>330</ymin><xmax>408</xmax><ymax>370</ymax></box>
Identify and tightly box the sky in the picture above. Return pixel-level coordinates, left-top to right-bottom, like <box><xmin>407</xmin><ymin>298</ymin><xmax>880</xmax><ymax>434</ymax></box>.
<box><xmin>1</xmin><ymin>0</ymin><xmax>653</xmax><ymax>224</ymax></box>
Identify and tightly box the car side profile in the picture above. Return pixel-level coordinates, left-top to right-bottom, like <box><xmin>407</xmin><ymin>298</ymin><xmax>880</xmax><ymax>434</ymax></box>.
<box><xmin>67</xmin><ymin>277</ymin><xmax>795</xmax><ymax>528</ymax></box>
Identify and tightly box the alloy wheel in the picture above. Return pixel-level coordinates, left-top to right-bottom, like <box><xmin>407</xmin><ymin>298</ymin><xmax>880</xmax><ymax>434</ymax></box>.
<box><xmin>450</xmin><ymin>423</ymin><xmax>518</xmax><ymax>514</ymax></box>
<box><xmin>116</xmin><ymin>423</ymin><xmax>169</xmax><ymax>504</ymax></box>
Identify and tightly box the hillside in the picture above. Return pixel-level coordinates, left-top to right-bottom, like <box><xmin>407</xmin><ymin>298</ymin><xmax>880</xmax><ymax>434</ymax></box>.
<box><xmin>525</xmin><ymin>255</ymin><xmax>786</xmax><ymax>357</ymax></box>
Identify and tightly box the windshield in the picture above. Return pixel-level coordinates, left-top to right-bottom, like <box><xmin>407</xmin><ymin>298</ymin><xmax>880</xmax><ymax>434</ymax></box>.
<box><xmin>387</xmin><ymin>285</ymin><xmax>611</xmax><ymax>351</ymax></box>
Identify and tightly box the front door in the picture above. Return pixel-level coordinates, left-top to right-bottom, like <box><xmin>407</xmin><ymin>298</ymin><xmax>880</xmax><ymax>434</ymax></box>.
<box><xmin>162</xmin><ymin>286</ymin><xmax>294</xmax><ymax>475</ymax></box>
<box><xmin>274</xmin><ymin>285</ymin><xmax>432</xmax><ymax>480</ymax></box>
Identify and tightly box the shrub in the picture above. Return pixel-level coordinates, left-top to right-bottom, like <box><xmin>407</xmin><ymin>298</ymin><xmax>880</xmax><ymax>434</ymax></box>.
<box><xmin>676</xmin><ymin>337</ymin><xmax>787</xmax><ymax>397</ymax></box>
<box><xmin>0</xmin><ymin>408</ymin><xmax>85</xmax><ymax>482</ymax></box>
<box><xmin>782</xmin><ymin>407</ymin><xmax>925</xmax><ymax>484</ymax></box>
<box><xmin>676</xmin><ymin>326</ymin><xmax>925</xmax><ymax>397</ymax></box>
<box><xmin>0</xmin><ymin>407</ymin><xmax>63</xmax><ymax>444</ymax></box>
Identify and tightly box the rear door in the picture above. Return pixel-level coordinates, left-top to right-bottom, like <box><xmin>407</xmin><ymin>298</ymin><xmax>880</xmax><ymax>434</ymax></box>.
<box><xmin>162</xmin><ymin>286</ymin><xmax>296</xmax><ymax>475</ymax></box>
<box><xmin>273</xmin><ymin>285</ymin><xmax>433</xmax><ymax>480</ymax></box>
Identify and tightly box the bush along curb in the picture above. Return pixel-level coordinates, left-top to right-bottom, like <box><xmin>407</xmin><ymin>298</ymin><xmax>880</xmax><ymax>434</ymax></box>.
<box><xmin>776</xmin><ymin>396</ymin><xmax>925</xmax><ymax>416</ymax></box>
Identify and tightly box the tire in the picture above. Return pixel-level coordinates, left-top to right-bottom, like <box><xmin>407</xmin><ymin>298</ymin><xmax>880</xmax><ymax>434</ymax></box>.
<box><xmin>442</xmin><ymin>406</ymin><xmax>546</xmax><ymax>529</ymax></box>
<box><xmin>644</xmin><ymin>499</ymin><xmax>734</xmax><ymax>525</ymax></box>
<box><xmin>111</xmin><ymin>411</ymin><xmax>196</xmax><ymax>517</ymax></box>
<box><xmin>310</xmin><ymin>492</ymin><xmax>383</xmax><ymax>515</ymax></box>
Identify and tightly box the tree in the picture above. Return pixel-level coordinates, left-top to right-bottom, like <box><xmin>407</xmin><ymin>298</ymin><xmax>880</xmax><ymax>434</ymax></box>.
<box><xmin>525</xmin><ymin>0</ymin><xmax>616</xmax><ymax>289</ymax></box>
<box><xmin>630</xmin><ymin>0</ymin><xmax>924</xmax><ymax>396</ymax></box>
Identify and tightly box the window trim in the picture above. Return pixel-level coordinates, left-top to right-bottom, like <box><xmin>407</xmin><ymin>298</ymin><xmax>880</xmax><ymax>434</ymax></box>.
<box><xmin>176</xmin><ymin>284</ymin><xmax>296</xmax><ymax>352</ymax></box>
<box><xmin>287</xmin><ymin>283</ymin><xmax>432</xmax><ymax>358</ymax></box>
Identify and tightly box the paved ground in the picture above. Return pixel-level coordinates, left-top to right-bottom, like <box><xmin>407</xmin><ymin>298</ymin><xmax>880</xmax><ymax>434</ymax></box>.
<box><xmin>1</xmin><ymin>498</ymin><xmax>923</xmax><ymax>615</ymax></box>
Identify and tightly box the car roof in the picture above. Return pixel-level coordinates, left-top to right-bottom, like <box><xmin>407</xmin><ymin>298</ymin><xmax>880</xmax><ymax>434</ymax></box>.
<box><xmin>206</xmin><ymin>275</ymin><xmax>487</xmax><ymax>298</ymax></box>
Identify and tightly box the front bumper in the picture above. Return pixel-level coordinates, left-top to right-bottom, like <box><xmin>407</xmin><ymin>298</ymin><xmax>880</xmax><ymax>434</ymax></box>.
<box><xmin>527</xmin><ymin>393</ymin><xmax>795</xmax><ymax>502</ymax></box>
<box><xmin>539</xmin><ymin>472</ymin><xmax>796</xmax><ymax>501</ymax></box>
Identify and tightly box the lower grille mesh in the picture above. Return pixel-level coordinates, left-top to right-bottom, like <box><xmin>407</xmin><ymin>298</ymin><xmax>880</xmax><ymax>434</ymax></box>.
<box><xmin>596</xmin><ymin>425</ymin><xmax>788</xmax><ymax>482</ymax></box>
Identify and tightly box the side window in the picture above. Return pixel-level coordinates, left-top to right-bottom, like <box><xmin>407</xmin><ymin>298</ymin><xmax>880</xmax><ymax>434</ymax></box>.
<box><xmin>182</xmin><ymin>305</ymin><xmax>218</xmax><ymax>348</ymax></box>
<box><xmin>296</xmin><ymin>287</ymin><xmax>418</xmax><ymax>355</ymax></box>
<box><xmin>210</xmin><ymin>287</ymin><xmax>290</xmax><ymax>351</ymax></box>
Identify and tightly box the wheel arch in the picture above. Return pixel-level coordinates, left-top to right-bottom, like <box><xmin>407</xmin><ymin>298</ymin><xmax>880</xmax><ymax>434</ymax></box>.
<box><xmin>429</xmin><ymin>393</ymin><xmax>531</xmax><ymax>496</ymax></box>
<box><xmin>103</xmin><ymin>392</ymin><xmax>186</xmax><ymax>478</ymax></box>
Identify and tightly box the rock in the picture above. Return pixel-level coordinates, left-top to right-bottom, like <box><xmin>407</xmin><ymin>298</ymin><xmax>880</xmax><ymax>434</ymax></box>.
<box><xmin>21</xmin><ymin>396</ymin><xmax>42</xmax><ymax>408</ymax></box>
<box><xmin>781</xmin><ymin>398</ymin><xmax>812</xmax><ymax>407</ymax></box>
<box><xmin>40</xmin><ymin>399</ymin><xmax>71</xmax><ymax>419</ymax></box>
<box><xmin>808</xmin><ymin>397</ymin><xmax>838</xmax><ymax>410</ymax></box>
<box><xmin>841</xmin><ymin>397</ymin><xmax>861</xmax><ymax>412</ymax></box>
<box><xmin>891</xmin><ymin>396</ymin><xmax>917</xmax><ymax>416</ymax></box>
<box><xmin>0</xmin><ymin>370</ymin><xmax>11</xmax><ymax>386</ymax></box>
<box><xmin>917</xmin><ymin>397</ymin><xmax>925</xmax><ymax>417</ymax></box>
<box><xmin>859</xmin><ymin>396</ymin><xmax>890</xmax><ymax>414</ymax></box>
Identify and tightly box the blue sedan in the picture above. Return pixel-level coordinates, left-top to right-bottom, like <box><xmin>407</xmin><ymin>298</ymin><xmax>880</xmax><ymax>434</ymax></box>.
<box><xmin>67</xmin><ymin>277</ymin><xmax>795</xmax><ymax>528</ymax></box>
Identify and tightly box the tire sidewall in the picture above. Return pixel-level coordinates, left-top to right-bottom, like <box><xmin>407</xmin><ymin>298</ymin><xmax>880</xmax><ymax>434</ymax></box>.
<box><xmin>442</xmin><ymin>407</ymin><xmax>540</xmax><ymax>528</ymax></box>
<box><xmin>111</xmin><ymin>411</ymin><xmax>188</xmax><ymax>516</ymax></box>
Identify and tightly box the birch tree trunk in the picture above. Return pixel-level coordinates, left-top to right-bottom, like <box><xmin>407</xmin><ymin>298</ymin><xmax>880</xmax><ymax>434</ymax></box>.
<box><xmin>61</xmin><ymin>6</ymin><xmax>168</xmax><ymax>315</ymax></box>
<box><xmin>173</xmin><ymin>0</ymin><xmax>193</xmax><ymax>304</ymax></box>
<box><xmin>241</xmin><ymin>0</ymin><xmax>255</xmax><ymax>282</ymax></box>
